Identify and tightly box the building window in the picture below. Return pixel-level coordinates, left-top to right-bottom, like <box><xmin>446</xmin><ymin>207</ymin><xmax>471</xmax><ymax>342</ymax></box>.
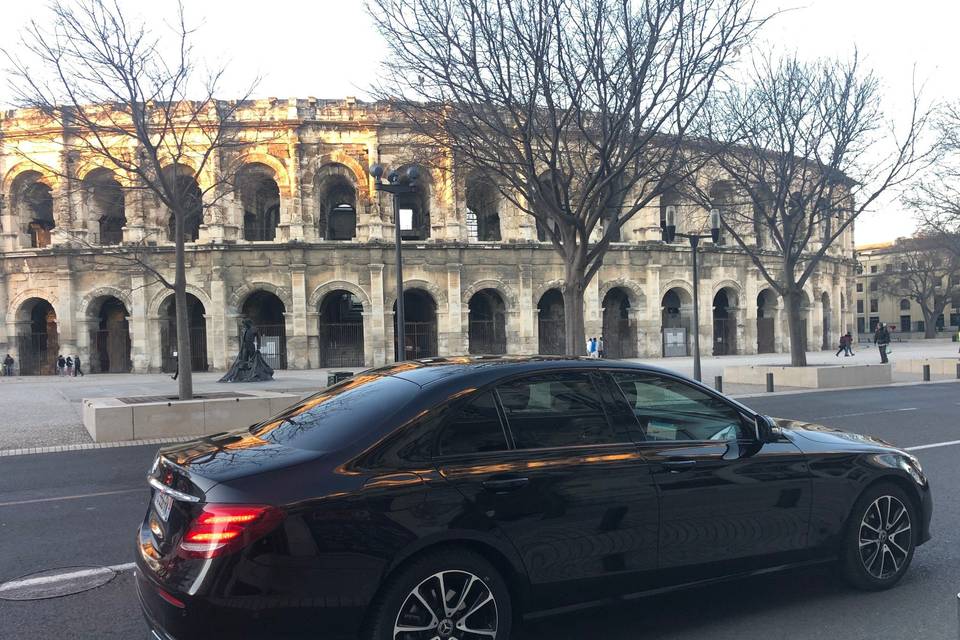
<box><xmin>856</xmin><ymin>282</ymin><xmax>863</xmax><ymax>293</ymax></box>
<box><xmin>869</xmin><ymin>316</ymin><xmax>880</xmax><ymax>332</ymax></box>
<box><xmin>870</xmin><ymin>265</ymin><xmax>878</xmax><ymax>273</ymax></box>
<box><xmin>870</xmin><ymin>300</ymin><xmax>878</xmax><ymax>313</ymax></box>
<box><xmin>857</xmin><ymin>317</ymin><xmax>865</xmax><ymax>334</ymax></box>
<box><xmin>951</xmin><ymin>312</ymin><xmax>960</xmax><ymax>327</ymax></box>
<box><xmin>856</xmin><ymin>300</ymin><xmax>864</xmax><ymax>314</ymax></box>
<box><xmin>900</xmin><ymin>315</ymin><xmax>912</xmax><ymax>332</ymax></box>
<box><xmin>917</xmin><ymin>320</ymin><xmax>925</xmax><ymax>332</ymax></box>
<box><xmin>899</xmin><ymin>299</ymin><xmax>911</xmax><ymax>311</ymax></box>
<box><xmin>884</xmin><ymin>263</ymin><xmax>893</xmax><ymax>273</ymax></box>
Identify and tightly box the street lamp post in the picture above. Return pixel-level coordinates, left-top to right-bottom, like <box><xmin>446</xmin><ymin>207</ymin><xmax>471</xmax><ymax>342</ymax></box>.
<box><xmin>662</xmin><ymin>206</ymin><xmax>721</xmax><ymax>382</ymax></box>
<box><xmin>369</xmin><ymin>163</ymin><xmax>421</xmax><ymax>362</ymax></box>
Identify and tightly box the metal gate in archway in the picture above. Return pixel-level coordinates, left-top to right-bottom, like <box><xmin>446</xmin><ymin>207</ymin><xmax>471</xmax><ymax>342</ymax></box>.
<box><xmin>403</xmin><ymin>321</ymin><xmax>437</xmax><ymax>360</ymax></box>
<box><xmin>320</xmin><ymin>321</ymin><xmax>364</xmax><ymax>367</ymax></box>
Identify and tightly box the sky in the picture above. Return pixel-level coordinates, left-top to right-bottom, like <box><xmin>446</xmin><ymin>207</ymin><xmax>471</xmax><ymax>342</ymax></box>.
<box><xmin>1</xmin><ymin>0</ymin><xmax>956</xmax><ymax>246</ymax></box>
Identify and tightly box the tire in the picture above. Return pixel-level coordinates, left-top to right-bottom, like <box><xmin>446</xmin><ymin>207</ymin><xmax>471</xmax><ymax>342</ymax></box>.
<box><xmin>365</xmin><ymin>547</ymin><xmax>513</xmax><ymax>640</ymax></box>
<box><xmin>840</xmin><ymin>482</ymin><xmax>917</xmax><ymax>591</ymax></box>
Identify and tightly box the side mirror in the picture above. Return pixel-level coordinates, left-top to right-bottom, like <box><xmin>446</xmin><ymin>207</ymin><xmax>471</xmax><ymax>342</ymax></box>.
<box><xmin>753</xmin><ymin>414</ymin><xmax>775</xmax><ymax>443</ymax></box>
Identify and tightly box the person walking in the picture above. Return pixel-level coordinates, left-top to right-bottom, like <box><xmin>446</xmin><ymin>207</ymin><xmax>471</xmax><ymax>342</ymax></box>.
<box><xmin>65</xmin><ymin>356</ymin><xmax>73</xmax><ymax>377</ymax></box>
<box><xmin>3</xmin><ymin>353</ymin><xmax>13</xmax><ymax>376</ymax></box>
<box><xmin>844</xmin><ymin>332</ymin><xmax>855</xmax><ymax>356</ymax></box>
<box><xmin>834</xmin><ymin>334</ymin><xmax>845</xmax><ymax>357</ymax></box>
<box><xmin>598</xmin><ymin>336</ymin><xmax>605</xmax><ymax>359</ymax></box>
<box><xmin>875</xmin><ymin>323</ymin><xmax>891</xmax><ymax>364</ymax></box>
<box><xmin>74</xmin><ymin>354</ymin><xmax>84</xmax><ymax>377</ymax></box>
<box><xmin>56</xmin><ymin>354</ymin><xmax>65</xmax><ymax>376</ymax></box>
<box><xmin>587</xmin><ymin>337</ymin><xmax>597</xmax><ymax>358</ymax></box>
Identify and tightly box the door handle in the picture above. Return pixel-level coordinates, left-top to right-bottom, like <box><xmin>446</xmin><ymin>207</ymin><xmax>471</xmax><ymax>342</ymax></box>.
<box><xmin>662</xmin><ymin>460</ymin><xmax>697</xmax><ymax>473</ymax></box>
<box><xmin>482</xmin><ymin>477</ymin><xmax>530</xmax><ymax>492</ymax></box>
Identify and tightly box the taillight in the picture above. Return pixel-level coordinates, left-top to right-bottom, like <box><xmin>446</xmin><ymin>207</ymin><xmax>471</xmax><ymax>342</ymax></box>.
<box><xmin>178</xmin><ymin>504</ymin><xmax>284</xmax><ymax>559</ymax></box>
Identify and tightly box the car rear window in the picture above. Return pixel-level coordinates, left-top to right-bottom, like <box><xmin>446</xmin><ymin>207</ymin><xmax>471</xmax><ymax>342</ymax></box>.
<box><xmin>249</xmin><ymin>374</ymin><xmax>417</xmax><ymax>450</ymax></box>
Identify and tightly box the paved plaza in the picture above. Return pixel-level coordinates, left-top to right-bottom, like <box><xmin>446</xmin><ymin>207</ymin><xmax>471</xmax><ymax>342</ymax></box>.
<box><xmin>0</xmin><ymin>338</ymin><xmax>957</xmax><ymax>451</ymax></box>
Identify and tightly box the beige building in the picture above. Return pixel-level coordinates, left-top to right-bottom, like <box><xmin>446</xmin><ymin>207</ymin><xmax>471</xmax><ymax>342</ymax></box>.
<box><xmin>855</xmin><ymin>240</ymin><xmax>960</xmax><ymax>338</ymax></box>
<box><xmin>0</xmin><ymin>98</ymin><xmax>856</xmax><ymax>375</ymax></box>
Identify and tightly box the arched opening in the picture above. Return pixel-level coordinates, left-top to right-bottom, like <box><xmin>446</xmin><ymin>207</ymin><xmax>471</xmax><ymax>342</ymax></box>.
<box><xmin>159</xmin><ymin>293</ymin><xmax>208</xmax><ymax>373</ymax></box>
<box><xmin>468</xmin><ymin>289</ymin><xmax>507</xmax><ymax>354</ymax></box>
<box><xmin>465</xmin><ymin>175</ymin><xmax>501</xmax><ymax>241</ymax></box>
<box><xmin>318</xmin><ymin>290</ymin><xmax>364</xmax><ymax>367</ymax></box>
<box><xmin>537</xmin><ymin>289</ymin><xmax>565</xmax><ymax>355</ymax></box>
<box><xmin>602</xmin><ymin>288</ymin><xmax>636</xmax><ymax>359</ymax></box>
<box><xmin>240</xmin><ymin>291</ymin><xmax>287</xmax><ymax>369</ymax></box>
<box><xmin>712</xmin><ymin>289</ymin><xmax>738</xmax><ymax>356</ymax></box>
<box><xmin>757</xmin><ymin>289</ymin><xmax>777</xmax><ymax>353</ymax></box>
<box><xmin>238</xmin><ymin>164</ymin><xmax>280</xmax><ymax>241</ymax></box>
<box><xmin>12</xmin><ymin>172</ymin><xmax>55</xmax><ymax>248</ymax></box>
<box><xmin>16</xmin><ymin>298</ymin><xmax>59</xmax><ymax>375</ymax></box>
<box><xmin>661</xmin><ymin>288</ymin><xmax>690</xmax><ymax>356</ymax></box>
<box><xmin>89</xmin><ymin>297</ymin><xmax>131</xmax><ymax>373</ymax></box>
<box><xmin>163</xmin><ymin>167</ymin><xmax>203</xmax><ymax>242</ymax></box>
<box><xmin>83</xmin><ymin>169</ymin><xmax>126</xmax><ymax>245</ymax></box>
<box><xmin>314</xmin><ymin>164</ymin><xmax>358</xmax><ymax>241</ymax></box>
<box><xmin>821</xmin><ymin>291</ymin><xmax>831</xmax><ymax>350</ymax></box>
<box><xmin>396</xmin><ymin>166</ymin><xmax>431</xmax><ymax>240</ymax></box>
<box><xmin>394</xmin><ymin>289</ymin><xmax>438</xmax><ymax>360</ymax></box>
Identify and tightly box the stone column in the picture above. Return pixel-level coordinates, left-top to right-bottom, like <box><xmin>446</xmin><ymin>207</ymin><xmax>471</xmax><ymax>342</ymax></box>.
<box><xmin>289</xmin><ymin>265</ymin><xmax>309</xmax><ymax>369</ymax></box>
<box><xmin>129</xmin><ymin>275</ymin><xmax>150</xmax><ymax>372</ymax></box>
<box><xmin>517</xmin><ymin>263</ymin><xmax>535</xmax><ymax>353</ymax></box>
<box><xmin>56</xmin><ymin>264</ymin><xmax>77</xmax><ymax>356</ymax></box>
<box><xmin>445</xmin><ymin>264</ymin><xmax>463</xmax><ymax>355</ymax></box>
<box><xmin>641</xmin><ymin>265</ymin><xmax>662</xmax><ymax>357</ymax></box>
<box><xmin>208</xmin><ymin>267</ymin><xmax>229</xmax><ymax>370</ymax></box>
<box><xmin>585</xmin><ymin>277</ymin><xmax>601</xmax><ymax>346</ymax></box>
<box><xmin>369</xmin><ymin>263</ymin><xmax>387</xmax><ymax>366</ymax></box>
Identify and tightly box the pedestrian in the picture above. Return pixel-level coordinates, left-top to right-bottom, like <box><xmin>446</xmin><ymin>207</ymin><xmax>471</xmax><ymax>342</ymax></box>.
<box><xmin>65</xmin><ymin>355</ymin><xmax>73</xmax><ymax>377</ymax></box>
<box><xmin>598</xmin><ymin>336</ymin><xmax>605</xmax><ymax>359</ymax></box>
<box><xmin>2</xmin><ymin>353</ymin><xmax>13</xmax><ymax>376</ymax></box>
<box><xmin>171</xmin><ymin>351</ymin><xmax>179</xmax><ymax>381</ymax></box>
<box><xmin>875</xmin><ymin>323</ymin><xmax>891</xmax><ymax>364</ymax></box>
<box><xmin>844</xmin><ymin>332</ymin><xmax>855</xmax><ymax>356</ymax></box>
<box><xmin>74</xmin><ymin>354</ymin><xmax>84</xmax><ymax>377</ymax></box>
<box><xmin>834</xmin><ymin>334</ymin><xmax>846</xmax><ymax>357</ymax></box>
<box><xmin>587</xmin><ymin>337</ymin><xmax>597</xmax><ymax>358</ymax></box>
<box><xmin>56</xmin><ymin>354</ymin><xmax>65</xmax><ymax>376</ymax></box>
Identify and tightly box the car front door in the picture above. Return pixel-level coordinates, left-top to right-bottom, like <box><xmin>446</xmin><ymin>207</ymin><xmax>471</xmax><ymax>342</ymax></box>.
<box><xmin>433</xmin><ymin>371</ymin><xmax>660</xmax><ymax>610</ymax></box>
<box><xmin>608</xmin><ymin>371</ymin><xmax>812</xmax><ymax>584</ymax></box>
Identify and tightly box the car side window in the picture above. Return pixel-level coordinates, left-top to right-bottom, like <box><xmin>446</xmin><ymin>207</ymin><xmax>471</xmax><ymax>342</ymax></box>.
<box><xmin>496</xmin><ymin>373</ymin><xmax>618</xmax><ymax>449</ymax></box>
<box><xmin>612</xmin><ymin>372</ymin><xmax>749</xmax><ymax>442</ymax></box>
<box><xmin>436</xmin><ymin>391</ymin><xmax>509</xmax><ymax>456</ymax></box>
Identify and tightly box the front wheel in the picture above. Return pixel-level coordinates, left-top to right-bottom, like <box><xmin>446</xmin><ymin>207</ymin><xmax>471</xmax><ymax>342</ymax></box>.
<box><xmin>365</xmin><ymin>548</ymin><xmax>513</xmax><ymax>640</ymax></box>
<box><xmin>840</xmin><ymin>482</ymin><xmax>917</xmax><ymax>590</ymax></box>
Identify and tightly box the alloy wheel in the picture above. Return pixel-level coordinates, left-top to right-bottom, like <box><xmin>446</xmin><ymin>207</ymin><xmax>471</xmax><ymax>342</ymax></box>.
<box><xmin>393</xmin><ymin>570</ymin><xmax>498</xmax><ymax>640</ymax></box>
<box><xmin>858</xmin><ymin>495</ymin><xmax>912</xmax><ymax>580</ymax></box>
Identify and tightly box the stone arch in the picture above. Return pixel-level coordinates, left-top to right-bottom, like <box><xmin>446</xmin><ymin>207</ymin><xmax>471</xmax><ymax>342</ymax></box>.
<box><xmin>599</xmin><ymin>278</ymin><xmax>646</xmax><ymax>313</ymax></box>
<box><xmin>318</xmin><ymin>152</ymin><xmax>370</xmax><ymax>200</ymax></box>
<box><xmin>659</xmin><ymin>279</ymin><xmax>694</xmax><ymax>305</ymax></box>
<box><xmin>462</xmin><ymin>279</ymin><xmax>518</xmax><ymax>308</ymax></box>
<box><xmin>3</xmin><ymin>161</ymin><xmax>59</xmax><ymax>193</ymax></box>
<box><xmin>147</xmin><ymin>284</ymin><xmax>212</xmax><ymax>318</ymax></box>
<box><xmin>532</xmin><ymin>279</ymin><xmax>565</xmax><ymax>307</ymax></box>
<box><xmin>75</xmin><ymin>162</ymin><xmax>133</xmax><ymax>188</ymax></box>
<box><xmin>385</xmin><ymin>278</ymin><xmax>448</xmax><ymax>310</ymax></box>
<box><xmin>309</xmin><ymin>280</ymin><xmax>371</xmax><ymax>312</ymax></box>
<box><xmin>8</xmin><ymin>289</ymin><xmax>60</xmax><ymax>323</ymax></box>
<box><xmin>711</xmin><ymin>280</ymin><xmax>742</xmax><ymax>308</ymax></box>
<box><xmin>227</xmin><ymin>281</ymin><xmax>293</xmax><ymax>316</ymax></box>
<box><xmin>235</xmin><ymin>153</ymin><xmax>290</xmax><ymax>195</ymax></box>
<box><xmin>78</xmin><ymin>287</ymin><xmax>133</xmax><ymax>317</ymax></box>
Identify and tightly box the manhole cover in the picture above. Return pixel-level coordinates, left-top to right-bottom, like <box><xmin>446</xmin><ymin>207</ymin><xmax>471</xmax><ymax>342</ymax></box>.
<box><xmin>0</xmin><ymin>566</ymin><xmax>118</xmax><ymax>601</ymax></box>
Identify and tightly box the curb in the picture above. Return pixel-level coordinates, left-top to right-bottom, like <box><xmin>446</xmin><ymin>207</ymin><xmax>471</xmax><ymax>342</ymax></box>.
<box><xmin>731</xmin><ymin>377</ymin><xmax>960</xmax><ymax>399</ymax></box>
<box><xmin>0</xmin><ymin>436</ymin><xmax>197</xmax><ymax>458</ymax></box>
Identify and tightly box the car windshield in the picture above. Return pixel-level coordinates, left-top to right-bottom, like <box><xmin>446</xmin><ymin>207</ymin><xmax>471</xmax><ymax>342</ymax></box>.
<box><xmin>249</xmin><ymin>373</ymin><xmax>418</xmax><ymax>450</ymax></box>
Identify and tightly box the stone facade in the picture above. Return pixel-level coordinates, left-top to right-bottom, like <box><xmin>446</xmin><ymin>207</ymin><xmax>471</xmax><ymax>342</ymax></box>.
<box><xmin>0</xmin><ymin>98</ymin><xmax>857</xmax><ymax>374</ymax></box>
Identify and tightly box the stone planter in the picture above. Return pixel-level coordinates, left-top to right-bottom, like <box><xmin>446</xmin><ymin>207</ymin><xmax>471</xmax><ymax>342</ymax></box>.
<box><xmin>723</xmin><ymin>363</ymin><xmax>892</xmax><ymax>389</ymax></box>
<box><xmin>894</xmin><ymin>358</ymin><xmax>960</xmax><ymax>376</ymax></box>
<box><xmin>82</xmin><ymin>390</ymin><xmax>301</xmax><ymax>442</ymax></box>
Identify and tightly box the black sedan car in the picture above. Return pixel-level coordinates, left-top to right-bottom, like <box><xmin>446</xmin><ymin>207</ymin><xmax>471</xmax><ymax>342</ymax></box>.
<box><xmin>136</xmin><ymin>357</ymin><xmax>931</xmax><ymax>640</ymax></box>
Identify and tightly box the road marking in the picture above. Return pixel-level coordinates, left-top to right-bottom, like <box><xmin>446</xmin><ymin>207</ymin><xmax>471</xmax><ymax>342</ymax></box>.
<box><xmin>905</xmin><ymin>439</ymin><xmax>960</xmax><ymax>452</ymax></box>
<box><xmin>814</xmin><ymin>408</ymin><xmax>917</xmax><ymax>420</ymax></box>
<box><xmin>0</xmin><ymin>488</ymin><xmax>143</xmax><ymax>508</ymax></box>
<box><xmin>0</xmin><ymin>563</ymin><xmax>136</xmax><ymax>593</ymax></box>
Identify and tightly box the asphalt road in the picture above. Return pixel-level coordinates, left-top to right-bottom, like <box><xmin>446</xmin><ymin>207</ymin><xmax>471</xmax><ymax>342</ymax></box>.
<box><xmin>1</xmin><ymin>382</ymin><xmax>958</xmax><ymax>640</ymax></box>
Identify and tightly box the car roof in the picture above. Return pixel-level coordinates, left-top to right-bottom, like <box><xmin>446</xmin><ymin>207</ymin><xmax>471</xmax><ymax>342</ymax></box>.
<box><xmin>365</xmin><ymin>355</ymin><xmax>680</xmax><ymax>389</ymax></box>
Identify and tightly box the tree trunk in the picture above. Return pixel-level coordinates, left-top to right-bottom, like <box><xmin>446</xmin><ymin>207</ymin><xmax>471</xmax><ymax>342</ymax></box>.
<box><xmin>922</xmin><ymin>309</ymin><xmax>937</xmax><ymax>339</ymax></box>
<box><xmin>562</xmin><ymin>260</ymin><xmax>587</xmax><ymax>356</ymax></box>
<box><xmin>174</xmin><ymin>211</ymin><xmax>193</xmax><ymax>400</ymax></box>
<box><xmin>783</xmin><ymin>289</ymin><xmax>808</xmax><ymax>367</ymax></box>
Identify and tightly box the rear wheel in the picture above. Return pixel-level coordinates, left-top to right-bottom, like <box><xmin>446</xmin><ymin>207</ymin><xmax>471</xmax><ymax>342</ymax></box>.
<box><xmin>365</xmin><ymin>548</ymin><xmax>512</xmax><ymax>640</ymax></box>
<box><xmin>840</xmin><ymin>482</ymin><xmax>917</xmax><ymax>590</ymax></box>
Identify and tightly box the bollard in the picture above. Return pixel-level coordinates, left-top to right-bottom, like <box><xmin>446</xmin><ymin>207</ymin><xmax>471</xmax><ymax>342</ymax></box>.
<box><xmin>923</xmin><ymin>364</ymin><xmax>931</xmax><ymax>382</ymax></box>
<box><xmin>766</xmin><ymin>372</ymin><xmax>774</xmax><ymax>393</ymax></box>
<box><xmin>956</xmin><ymin>362</ymin><xmax>960</xmax><ymax>380</ymax></box>
<box><xmin>714</xmin><ymin>375</ymin><xmax>723</xmax><ymax>393</ymax></box>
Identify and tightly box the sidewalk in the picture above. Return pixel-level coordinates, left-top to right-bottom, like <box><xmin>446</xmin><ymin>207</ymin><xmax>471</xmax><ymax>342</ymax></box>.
<box><xmin>0</xmin><ymin>340</ymin><xmax>956</xmax><ymax>451</ymax></box>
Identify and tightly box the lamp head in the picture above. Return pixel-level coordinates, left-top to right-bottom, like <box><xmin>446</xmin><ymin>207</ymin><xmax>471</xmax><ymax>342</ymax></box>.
<box><xmin>387</xmin><ymin>169</ymin><xmax>400</xmax><ymax>184</ymax></box>
<box><xmin>370</xmin><ymin>163</ymin><xmax>385</xmax><ymax>181</ymax></box>
<box><xmin>406</xmin><ymin>165</ymin><xmax>420</xmax><ymax>183</ymax></box>
<box><xmin>710</xmin><ymin>208</ymin><xmax>721</xmax><ymax>243</ymax></box>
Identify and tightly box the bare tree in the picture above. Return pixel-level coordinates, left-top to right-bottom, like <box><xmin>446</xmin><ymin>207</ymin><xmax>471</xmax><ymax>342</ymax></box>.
<box><xmin>875</xmin><ymin>235</ymin><xmax>960</xmax><ymax>339</ymax></box>
<box><xmin>905</xmin><ymin>103</ymin><xmax>960</xmax><ymax>254</ymax></box>
<box><xmin>701</xmin><ymin>53</ymin><xmax>931</xmax><ymax>366</ymax></box>
<box><xmin>367</xmin><ymin>0</ymin><xmax>762</xmax><ymax>354</ymax></box>
<box><xmin>3</xmin><ymin>0</ymin><xmax>260</xmax><ymax>398</ymax></box>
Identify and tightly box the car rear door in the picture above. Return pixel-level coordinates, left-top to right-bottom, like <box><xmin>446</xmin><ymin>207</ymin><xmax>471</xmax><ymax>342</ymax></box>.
<box><xmin>607</xmin><ymin>371</ymin><xmax>812</xmax><ymax>584</ymax></box>
<box><xmin>433</xmin><ymin>371</ymin><xmax>660</xmax><ymax>610</ymax></box>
